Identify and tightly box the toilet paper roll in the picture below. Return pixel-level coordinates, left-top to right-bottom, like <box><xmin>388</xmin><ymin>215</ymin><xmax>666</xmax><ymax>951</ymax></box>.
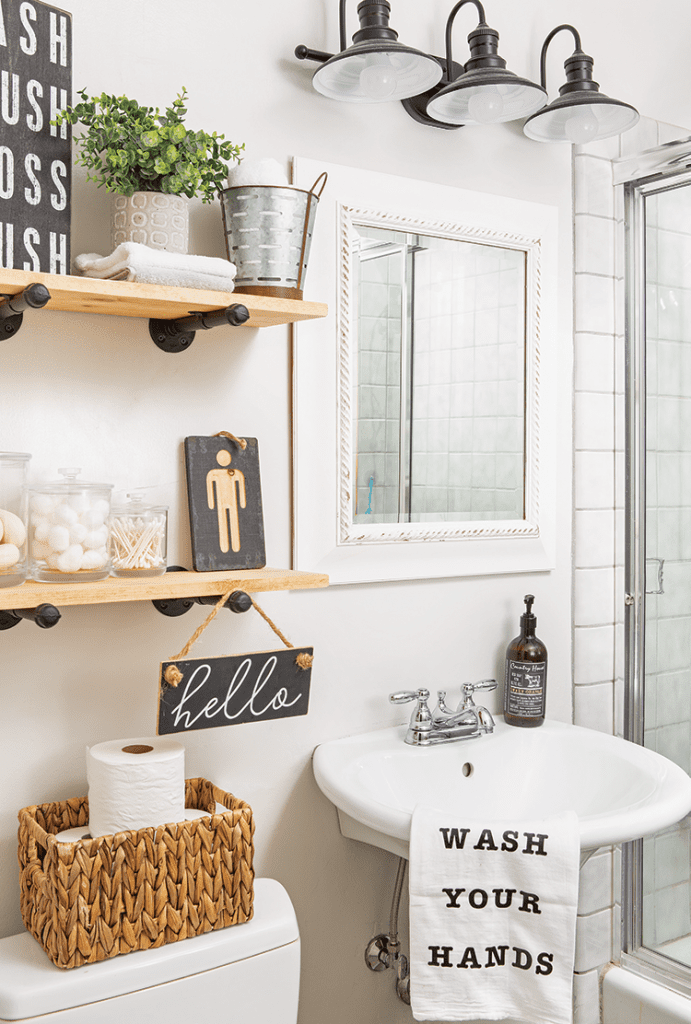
<box><xmin>183</xmin><ymin>803</ymin><xmax>228</xmax><ymax>820</ymax></box>
<box><xmin>184</xmin><ymin>807</ymin><xmax>208</xmax><ymax>821</ymax></box>
<box><xmin>87</xmin><ymin>737</ymin><xmax>185</xmax><ymax>838</ymax></box>
<box><xmin>53</xmin><ymin>826</ymin><xmax>93</xmax><ymax>844</ymax></box>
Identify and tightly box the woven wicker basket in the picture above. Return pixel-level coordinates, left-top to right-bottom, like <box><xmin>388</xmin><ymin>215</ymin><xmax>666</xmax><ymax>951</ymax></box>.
<box><xmin>17</xmin><ymin>778</ymin><xmax>254</xmax><ymax>970</ymax></box>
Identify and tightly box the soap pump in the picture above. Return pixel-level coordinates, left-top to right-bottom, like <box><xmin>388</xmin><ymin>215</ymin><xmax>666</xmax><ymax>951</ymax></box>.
<box><xmin>504</xmin><ymin>594</ymin><xmax>547</xmax><ymax>728</ymax></box>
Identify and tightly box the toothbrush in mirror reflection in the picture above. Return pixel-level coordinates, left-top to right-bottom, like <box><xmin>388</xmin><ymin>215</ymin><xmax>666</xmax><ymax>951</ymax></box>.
<box><xmin>366</xmin><ymin>476</ymin><xmax>374</xmax><ymax>514</ymax></box>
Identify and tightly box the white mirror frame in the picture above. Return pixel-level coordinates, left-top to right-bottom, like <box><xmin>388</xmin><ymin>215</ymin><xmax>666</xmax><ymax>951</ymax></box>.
<box><xmin>292</xmin><ymin>157</ymin><xmax>558</xmax><ymax>585</ymax></box>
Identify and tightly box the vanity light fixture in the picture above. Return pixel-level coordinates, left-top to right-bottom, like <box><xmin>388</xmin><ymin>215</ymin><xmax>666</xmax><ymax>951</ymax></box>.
<box><xmin>522</xmin><ymin>25</ymin><xmax>640</xmax><ymax>144</ymax></box>
<box><xmin>294</xmin><ymin>0</ymin><xmax>443</xmax><ymax>103</ymax></box>
<box><xmin>295</xmin><ymin>4</ymin><xmax>639</xmax><ymax>143</ymax></box>
<box><xmin>422</xmin><ymin>0</ymin><xmax>546</xmax><ymax>128</ymax></box>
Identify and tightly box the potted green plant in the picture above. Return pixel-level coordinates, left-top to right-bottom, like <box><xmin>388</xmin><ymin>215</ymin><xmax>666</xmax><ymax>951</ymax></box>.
<box><xmin>54</xmin><ymin>87</ymin><xmax>244</xmax><ymax>254</ymax></box>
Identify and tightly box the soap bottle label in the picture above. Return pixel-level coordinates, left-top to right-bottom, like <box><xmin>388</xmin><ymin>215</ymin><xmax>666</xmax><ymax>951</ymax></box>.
<box><xmin>505</xmin><ymin>661</ymin><xmax>546</xmax><ymax>718</ymax></box>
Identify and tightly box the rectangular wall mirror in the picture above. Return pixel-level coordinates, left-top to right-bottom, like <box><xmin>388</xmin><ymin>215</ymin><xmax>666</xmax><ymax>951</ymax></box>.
<box><xmin>354</xmin><ymin>224</ymin><xmax>526</xmax><ymax>527</ymax></box>
<box><xmin>292</xmin><ymin>158</ymin><xmax>558</xmax><ymax>584</ymax></box>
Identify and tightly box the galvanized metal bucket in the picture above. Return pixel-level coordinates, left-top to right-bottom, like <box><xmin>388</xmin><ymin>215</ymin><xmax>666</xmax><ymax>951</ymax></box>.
<box><xmin>220</xmin><ymin>172</ymin><xmax>327</xmax><ymax>300</ymax></box>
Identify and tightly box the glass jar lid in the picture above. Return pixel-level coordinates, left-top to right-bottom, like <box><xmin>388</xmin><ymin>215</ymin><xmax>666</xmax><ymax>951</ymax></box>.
<box><xmin>0</xmin><ymin>452</ymin><xmax>31</xmax><ymax>463</ymax></box>
<box><xmin>111</xmin><ymin>491</ymin><xmax>168</xmax><ymax>515</ymax></box>
<box><xmin>31</xmin><ymin>468</ymin><xmax>113</xmax><ymax>493</ymax></box>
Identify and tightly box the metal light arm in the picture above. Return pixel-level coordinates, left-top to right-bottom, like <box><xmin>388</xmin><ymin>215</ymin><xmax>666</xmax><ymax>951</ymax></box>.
<box><xmin>339</xmin><ymin>0</ymin><xmax>347</xmax><ymax>50</ymax></box>
<box><xmin>296</xmin><ymin>0</ymin><xmax>402</xmax><ymax>62</ymax></box>
<box><xmin>443</xmin><ymin>0</ymin><xmax>487</xmax><ymax>82</ymax></box>
<box><xmin>538</xmin><ymin>24</ymin><xmax>583</xmax><ymax>89</ymax></box>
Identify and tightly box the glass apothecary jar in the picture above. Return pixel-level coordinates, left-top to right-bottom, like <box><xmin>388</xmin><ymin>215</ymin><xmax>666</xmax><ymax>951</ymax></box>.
<box><xmin>109</xmin><ymin>494</ymin><xmax>168</xmax><ymax>577</ymax></box>
<box><xmin>29</xmin><ymin>468</ymin><xmax>113</xmax><ymax>582</ymax></box>
<box><xmin>0</xmin><ymin>452</ymin><xmax>31</xmax><ymax>587</ymax></box>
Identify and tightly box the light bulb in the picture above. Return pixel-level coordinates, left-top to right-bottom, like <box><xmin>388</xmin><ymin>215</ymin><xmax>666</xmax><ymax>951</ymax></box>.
<box><xmin>359</xmin><ymin>53</ymin><xmax>398</xmax><ymax>100</ymax></box>
<box><xmin>565</xmin><ymin>108</ymin><xmax>599</xmax><ymax>144</ymax></box>
<box><xmin>467</xmin><ymin>87</ymin><xmax>505</xmax><ymax>124</ymax></box>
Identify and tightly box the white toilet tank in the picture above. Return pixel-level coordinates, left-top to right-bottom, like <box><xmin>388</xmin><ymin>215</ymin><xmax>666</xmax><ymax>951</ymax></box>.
<box><xmin>0</xmin><ymin>878</ymin><xmax>299</xmax><ymax>1023</ymax></box>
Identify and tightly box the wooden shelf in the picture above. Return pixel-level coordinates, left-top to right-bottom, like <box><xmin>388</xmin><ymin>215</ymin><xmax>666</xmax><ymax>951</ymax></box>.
<box><xmin>0</xmin><ymin>270</ymin><xmax>328</xmax><ymax>327</ymax></box>
<box><xmin>0</xmin><ymin>567</ymin><xmax>329</xmax><ymax>610</ymax></box>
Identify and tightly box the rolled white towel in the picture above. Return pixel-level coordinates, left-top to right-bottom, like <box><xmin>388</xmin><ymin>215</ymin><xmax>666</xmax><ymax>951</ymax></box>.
<box><xmin>226</xmin><ymin>157</ymin><xmax>289</xmax><ymax>188</ymax></box>
<box><xmin>74</xmin><ymin>243</ymin><xmax>237</xmax><ymax>292</ymax></box>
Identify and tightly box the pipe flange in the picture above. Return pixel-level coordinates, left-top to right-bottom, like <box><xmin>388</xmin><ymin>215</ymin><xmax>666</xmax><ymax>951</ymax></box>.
<box><xmin>364</xmin><ymin>933</ymin><xmax>391</xmax><ymax>972</ymax></box>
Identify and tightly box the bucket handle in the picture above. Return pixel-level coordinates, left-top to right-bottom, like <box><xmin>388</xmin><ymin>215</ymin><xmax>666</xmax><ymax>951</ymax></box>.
<box><xmin>309</xmin><ymin>172</ymin><xmax>328</xmax><ymax>199</ymax></box>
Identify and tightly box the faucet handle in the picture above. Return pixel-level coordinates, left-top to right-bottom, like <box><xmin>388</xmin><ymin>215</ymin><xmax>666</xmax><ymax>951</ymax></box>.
<box><xmin>463</xmin><ymin>679</ymin><xmax>497</xmax><ymax>694</ymax></box>
<box><xmin>390</xmin><ymin>688</ymin><xmax>430</xmax><ymax>705</ymax></box>
<box><xmin>461</xmin><ymin>679</ymin><xmax>497</xmax><ymax>707</ymax></box>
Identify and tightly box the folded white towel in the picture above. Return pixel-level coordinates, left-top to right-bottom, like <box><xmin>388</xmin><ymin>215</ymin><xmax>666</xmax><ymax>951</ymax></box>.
<box><xmin>74</xmin><ymin>243</ymin><xmax>237</xmax><ymax>292</ymax></box>
<box><xmin>226</xmin><ymin>157</ymin><xmax>289</xmax><ymax>188</ymax></box>
<box><xmin>409</xmin><ymin>807</ymin><xmax>579</xmax><ymax>1024</ymax></box>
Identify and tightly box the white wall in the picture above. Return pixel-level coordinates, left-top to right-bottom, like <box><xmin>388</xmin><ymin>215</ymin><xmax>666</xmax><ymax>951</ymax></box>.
<box><xmin>3</xmin><ymin>1</ymin><xmax>685</xmax><ymax>1022</ymax></box>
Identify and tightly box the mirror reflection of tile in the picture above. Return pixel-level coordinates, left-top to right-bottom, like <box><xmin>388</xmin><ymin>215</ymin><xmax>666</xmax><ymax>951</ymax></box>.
<box><xmin>354</xmin><ymin>225</ymin><xmax>526</xmax><ymax>525</ymax></box>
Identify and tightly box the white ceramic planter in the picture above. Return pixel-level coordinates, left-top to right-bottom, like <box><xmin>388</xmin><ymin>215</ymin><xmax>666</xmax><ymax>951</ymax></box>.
<box><xmin>111</xmin><ymin>191</ymin><xmax>189</xmax><ymax>253</ymax></box>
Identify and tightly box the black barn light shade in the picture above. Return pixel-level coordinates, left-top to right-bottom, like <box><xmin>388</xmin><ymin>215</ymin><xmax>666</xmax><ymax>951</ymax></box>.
<box><xmin>523</xmin><ymin>25</ymin><xmax>639</xmax><ymax>143</ymax></box>
<box><xmin>425</xmin><ymin>0</ymin><xmax>546</xmax><ymax>126</ymax></box>
<box><xmin>295</xmin><ymin>5</ymin><xmax>638</xmax><ymax>141</ymax></box>
<box><xmin>296</xmin><ymin>0</ymin><xmax>443</xmax><ymax>103</ymax></box>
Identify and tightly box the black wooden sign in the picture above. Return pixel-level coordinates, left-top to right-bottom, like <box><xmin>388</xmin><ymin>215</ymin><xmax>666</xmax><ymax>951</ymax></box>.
<box><xmin>185</xmin><ymin>435</ymin><xmax>266</xmax><ymax>571</ymax></box>
<box><xmin>0</xmin><ymin>0</ymin><xmax>71</xmax><ymax>272</ymax></box>
<box><xmin>157</xmin><ymin>647</ymin><xmax>313</xmax><ymax>734</ymax></box>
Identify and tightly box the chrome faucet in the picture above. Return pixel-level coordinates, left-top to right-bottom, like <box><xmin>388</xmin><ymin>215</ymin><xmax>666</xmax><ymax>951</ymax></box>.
<box><xmin>389</xmin><ymin>680</ymin><xmax>497</xmax><ymax>746</ymax></box>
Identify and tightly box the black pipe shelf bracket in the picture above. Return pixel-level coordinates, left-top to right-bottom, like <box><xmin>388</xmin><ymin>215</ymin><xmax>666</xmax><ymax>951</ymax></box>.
<box><xmin>149</xmin><ymin>303</ymin><xmax>251</xmax><ymax>353</ymax></box>
<box><xmin>151</xmin><ymin>566</ymin><xmax>253</xmax><ymax>617</ymax></box>
<box><xmin>0</xmin><ymin>283</ymin><xmax>51</xmax><ymax>340</ymax></box>
<box><xmin>0</xmin><ymin>603</ymin><xmax>61</xmax><ymax>630</ymax></box>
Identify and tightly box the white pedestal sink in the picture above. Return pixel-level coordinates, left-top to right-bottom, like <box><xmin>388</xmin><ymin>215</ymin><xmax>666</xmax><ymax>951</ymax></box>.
<box><xmin>313</xmin><ymin>717</ymin><xmax>691</xmax><ymax>860</ymax></box>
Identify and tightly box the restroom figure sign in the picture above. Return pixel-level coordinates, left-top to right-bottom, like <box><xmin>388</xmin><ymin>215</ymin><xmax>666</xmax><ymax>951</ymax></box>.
<box><xmin>185</xmin><ymin>434</ymin><xmax>266</xmax><ymax>570</ymax></box>
<box><xmin>207</xmin><ymin>449</ymin><xmax>246</xmax><ymax>553</ymax></box>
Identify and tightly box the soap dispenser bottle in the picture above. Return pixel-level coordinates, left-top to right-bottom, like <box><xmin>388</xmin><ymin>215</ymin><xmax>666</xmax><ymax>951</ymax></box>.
<box><xmin>504</xmin><ymin>594</ymin><xmax>547</xmax><ymax>728</ymax></box>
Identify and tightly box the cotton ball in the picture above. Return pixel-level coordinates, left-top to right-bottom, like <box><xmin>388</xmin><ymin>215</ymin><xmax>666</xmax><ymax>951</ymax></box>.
<box><xmin>226</xmin><ymin>157</ymin><xmax>289</xmax><ymax>188</ymax></box>
<box><xmin>69</xmin><ymin>522</ymin><xmax>87</xmax><ymax>544</ymax></box>
<box><xmin>47</xmin><ymin>525</ymin><xmax>70</xmax><ymax>552</ymax></box>
<box><xmin>57</xmin><ymin>544</ymin><xmax>83</xmax><ymax>573</ymax></box>
<box><xmin>45</xmin><ymin>552</ymin><xmax>62</xmax><ymax>569</ymax></box>
<box><xmin>83</xmin><ymin>526</ymin><xmax>108</xmax><ymax>549</ymax></box>
<box><xmin>80</xmin><ymin>508</ymin><xmax>105</xmax><ymax>530</ymax></box>
<box><xmin>0</xmin><ymin>543</ymin><xmax>20</xmax><ymax>568</ymax></box>
<box><xmin>31</xmin><ymin>494</ymin><xmax>57</xmax><ymax>515</ymax></box>
<box><xmin>31</xmin><ymin>539</ymin><xmax>51</xmax><ymax>561</ymax></box>
<box><xmin>54</xmin><ymin>502</ymin><xmax>79</xmax><ymax>526</ymax></box>
<box><xmin>81</xmin><ymin>548</ymin><xmax>107</xmax><ymax>570</ymax></box>
<box><xmin>92</xmin><ymin>498</ymin><xmax>110</xmax><ymax>517</ymax></box>
<box><xmin>34</xmin><ymin>520</ymin><xmax>50</xmax><ymax>543</ymax></box>
<box><xmin>68</xmin><ymin>493</ymin><xmax>91</xmax><ymax>514</ymax></box>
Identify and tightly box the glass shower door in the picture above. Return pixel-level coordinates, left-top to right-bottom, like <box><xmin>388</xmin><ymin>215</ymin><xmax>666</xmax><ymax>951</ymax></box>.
<box><xmin>625</xmin><ymin>172</ymin><xmax>691</xmax><ymax>981</ymax></box>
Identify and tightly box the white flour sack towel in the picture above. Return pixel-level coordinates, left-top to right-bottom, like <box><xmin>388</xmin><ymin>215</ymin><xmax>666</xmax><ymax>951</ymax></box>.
<box><xmin>409</xmin><ymin>807</ymin><xmax>580</xmax><ymax>1024</ymax></box>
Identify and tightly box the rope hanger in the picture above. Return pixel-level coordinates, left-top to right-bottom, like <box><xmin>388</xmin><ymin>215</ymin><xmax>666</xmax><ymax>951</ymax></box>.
<box><xmin>164</xmin><ymin>590</ymin><xmax>313</xmax><ymax>687</ymax></box>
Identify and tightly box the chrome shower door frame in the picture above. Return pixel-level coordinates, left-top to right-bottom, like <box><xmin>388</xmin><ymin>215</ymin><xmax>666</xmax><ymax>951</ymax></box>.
<box><xmin>621</xmin><ymin>156</ymin><xmax>691</xmax><ymax>993</ymax></box>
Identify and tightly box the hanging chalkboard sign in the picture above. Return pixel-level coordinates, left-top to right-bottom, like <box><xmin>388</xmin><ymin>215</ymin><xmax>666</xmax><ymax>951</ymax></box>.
<box><xmin>157</xmin><ymin>647</ymin><xmax>313</xmax><ymax>734</ymax></box>
<box><xmin>184</xmin><ymin>434</ymin><xmax>266</xmax><ymax>571</ymax></box>
<box><xmin>0</xmin><ymin>0</ymin><xmax>71</xmax><ymax>273</ymax></box>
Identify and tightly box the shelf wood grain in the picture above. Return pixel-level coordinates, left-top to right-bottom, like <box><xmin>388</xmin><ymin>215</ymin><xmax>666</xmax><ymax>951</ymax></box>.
<box><xmin>0</xmin><ymin>270</ymin><xmax>328</xmax><ymax>326</ymax></box>
<box><xmin>0</xmin><ymin>568</ymin><xmax>329</xmax><ymax>610</ymax></box>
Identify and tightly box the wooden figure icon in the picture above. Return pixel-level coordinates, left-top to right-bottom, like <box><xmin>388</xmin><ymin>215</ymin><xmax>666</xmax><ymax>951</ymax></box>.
<box><xmin>207</xmin><ymin>449</ymin><xmax>246</xmax><ymax>553</ymax></box>
<box><xmin>185</xmin><ymin>435</ymin><xmax>266</xmax><ymax>571</ymax></box>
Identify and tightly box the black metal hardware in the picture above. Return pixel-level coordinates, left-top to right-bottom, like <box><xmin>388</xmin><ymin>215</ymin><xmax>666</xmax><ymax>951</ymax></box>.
<box><xmin>0</xmin><ymin>603</ymin><xmax>61</xmax><ymax>630</ymax></box>
<box><xmin>151</xmin><ymin>566</ymin><xmax>253</xmax><ymax>616</ymax></box>
<box><xmin>0</xmin><ymin>283</ymin><xmax>51</xmax><ymax>340</ymax></box>
<box><xmin>400</xmin><ymin>57</ymin><xmax>465</xmax><ymax>128</ymax></box>
<box><xmin>294</xmin><ymin>44</ymin><xmax>333</xmax><ymax>63</ymax></box>
<box><xmin>149</xmin><ymin>303</ymin><xmax>251</xmax><ymax>353</ymax></box>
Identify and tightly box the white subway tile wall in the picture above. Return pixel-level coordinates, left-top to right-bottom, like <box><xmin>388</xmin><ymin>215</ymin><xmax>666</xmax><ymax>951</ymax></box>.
<box><xmin>572</xmin><ymin>117</ymin><xmax>690</xmax><ymax>1023</ymax></box>
<box><xmin>354</xmin><ymin>229</ymin><xmax>525</xmax><ymax>524</ymax></box>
